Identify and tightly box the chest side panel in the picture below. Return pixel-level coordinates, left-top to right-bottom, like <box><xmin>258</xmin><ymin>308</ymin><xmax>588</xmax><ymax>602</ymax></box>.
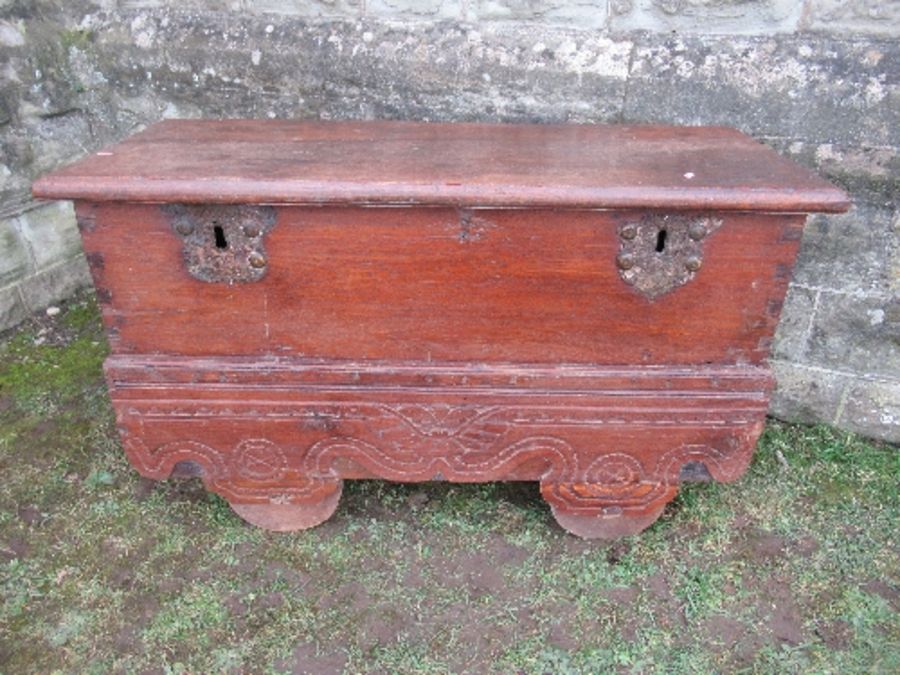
<box><xmin>77</xmin><ymin>202</ymin><xmax>802</xmax><ymax>365</ymax></box>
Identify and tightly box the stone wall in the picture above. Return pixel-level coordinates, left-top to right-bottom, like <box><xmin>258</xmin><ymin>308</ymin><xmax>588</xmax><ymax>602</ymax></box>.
<box><xmin>0</xmin><ymin>0</ymin><xmax>897</xmax><ymax>441</ymax></box>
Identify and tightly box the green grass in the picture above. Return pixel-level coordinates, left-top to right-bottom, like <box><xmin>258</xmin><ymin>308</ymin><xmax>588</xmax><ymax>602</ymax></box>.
<box><xmin>0</xmin><ymin>292</ymin><xmax>897</xmax><ymax>673</ymax></box>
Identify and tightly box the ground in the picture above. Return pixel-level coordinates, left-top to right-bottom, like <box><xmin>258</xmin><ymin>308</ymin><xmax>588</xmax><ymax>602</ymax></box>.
<box><xmin>0</xmin><ymin>292</ymin><xmax>897</xmax><ymax>674</ymax></box>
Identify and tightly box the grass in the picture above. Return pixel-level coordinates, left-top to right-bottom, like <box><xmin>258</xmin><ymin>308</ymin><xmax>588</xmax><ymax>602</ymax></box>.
<box><xmin>0</xmin><ymin>291</ymin><xmax>897</xmax><ymax>673</ymax></box>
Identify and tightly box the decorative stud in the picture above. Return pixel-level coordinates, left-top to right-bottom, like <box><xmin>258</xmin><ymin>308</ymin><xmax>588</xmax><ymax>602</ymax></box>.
<box><xmin>616</xmin><ymin>253</ymin><xmax>636</xmax><ymax>270</ymax></box>
<box><xmin>688</xmin><ymin>222</ymin><xmax>707</xmax><ymax>241</ymax></box>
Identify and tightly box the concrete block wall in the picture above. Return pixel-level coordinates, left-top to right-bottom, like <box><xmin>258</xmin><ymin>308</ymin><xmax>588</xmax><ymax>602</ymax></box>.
<box><xmin>0</xmin><ymin>0</ymin><xmax>897</xmax><ymax>441</ymax></box>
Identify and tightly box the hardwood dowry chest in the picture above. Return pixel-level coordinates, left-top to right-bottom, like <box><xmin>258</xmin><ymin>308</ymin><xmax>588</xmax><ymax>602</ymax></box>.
<box><xmin>33</xmin><ymin>120</ymin><xmax>849</xmax><ymax>538</ymax></box>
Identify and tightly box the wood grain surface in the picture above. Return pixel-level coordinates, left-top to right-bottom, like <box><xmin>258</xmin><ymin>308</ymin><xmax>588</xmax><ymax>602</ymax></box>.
<box><xmin>33</xmin><ymin>120</ymin><xmax>849</xmax><ymax>212</ymax></box>
<box><xmin>108</xmin><ymin>356</ymin><xmax>769</xmax><ymax>536</ymax></box>
<box><xmin>76</xmin><ymin>203</ymin><xmax>804</xmax><ymax>366</ymax></box>
<box><xmin>32</xmin><ymin>120</ymin><xmax>849</xmax><ymax>537</ymax></box>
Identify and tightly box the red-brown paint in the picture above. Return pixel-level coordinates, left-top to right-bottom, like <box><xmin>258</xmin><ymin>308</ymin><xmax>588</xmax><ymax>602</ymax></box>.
<box><xmin>33</xmin><ymin>120</ymin><xmax>849</xmax><ymax>538</ymax></box>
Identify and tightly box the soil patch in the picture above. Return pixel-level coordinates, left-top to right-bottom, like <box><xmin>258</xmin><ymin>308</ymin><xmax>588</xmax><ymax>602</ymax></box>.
<box><xmin>863</xmin><ymin>579</ymin><xmax>899</xmax><ymax>610</ymax></box>
<box><xmin>17</xmin><ymin>505</ymin><xmax>45</xmax><ymax>526</ymax></box>
<box><xmin>816</xmin><ymin>619</ymin><xmax>853</xmax><ymax>650</ymax></box>
<box><xmin>760</xmin><ymin>576</ymin><xmax>805</xmax><ymax>645</ymax></box>
<box><xmin>278</xmin><ymin>643</ymin><xmax>347</xmax><ymax>674</ymax></box>
<box><xmin>0</xmin><ymin>536</ymin><xmax>29</xmax><ymax>561</ymax></box>
<box><xmin>445</xmin><ymin>551</ymin><xmax>505</xmax><ymax>596</ymax></box>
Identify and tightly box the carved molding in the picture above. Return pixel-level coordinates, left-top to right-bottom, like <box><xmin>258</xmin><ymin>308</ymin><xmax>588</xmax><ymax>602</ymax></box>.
<box><xmin>119</xmin><ymin>405</ymin><xmax>758</xmax><ymax>515</ymax></box>
<box><xmin>110</xmin><ymin>357</ymin><xmax>766</xmax><ymax>523</ymax></box>
<box><xmin>122</xmin><ymin>401</ymin><xmax>759</xmax><ymax>428</ymax></box>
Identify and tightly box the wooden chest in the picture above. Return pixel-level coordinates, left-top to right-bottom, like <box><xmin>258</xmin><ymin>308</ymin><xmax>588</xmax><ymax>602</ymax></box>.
<box><xmin>33</xmin><ymin>120</ymin><xmax>848</xmax><ymax>538</ymax></box>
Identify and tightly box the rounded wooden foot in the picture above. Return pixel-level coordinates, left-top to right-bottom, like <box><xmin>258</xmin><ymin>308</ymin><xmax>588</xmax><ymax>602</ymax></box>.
<box><xmin>541</xmin><ymin>476</ymin><xmax>677</xmax><ymax>540</ymax></box>
<box><xmin>550</xmin><ymin>500</ymin><xmax>668</xmax><ymax>540</ymax></box>
<box><xmin>229</xmin><ymin>481</ymin><xmax>343</xmax><ymax>532</ymax></box>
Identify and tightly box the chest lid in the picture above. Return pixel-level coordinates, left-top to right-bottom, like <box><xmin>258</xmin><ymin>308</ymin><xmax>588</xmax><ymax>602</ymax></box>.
<box><xmin>32</xmin><ymin>119</ymin><xmax>849</xmax><ymax>213</ymax></box>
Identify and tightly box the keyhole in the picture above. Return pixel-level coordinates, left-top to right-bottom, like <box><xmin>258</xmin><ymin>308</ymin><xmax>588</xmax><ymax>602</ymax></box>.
<box><xmin>213</xmin><ymin>225</ymin><xmax>228</xmax><ymax>249</ymax></box>
<box><xmin>655</xmin><ymin>228</ymin><xmax>667</xmax><ymax>253</ymax></box>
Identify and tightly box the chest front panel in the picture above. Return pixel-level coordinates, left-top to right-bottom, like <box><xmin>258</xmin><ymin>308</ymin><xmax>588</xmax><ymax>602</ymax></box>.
<box><xmin>77</xmin><ymin>202</ymin><xmax>802</xmax><ymax>366</ymax></box>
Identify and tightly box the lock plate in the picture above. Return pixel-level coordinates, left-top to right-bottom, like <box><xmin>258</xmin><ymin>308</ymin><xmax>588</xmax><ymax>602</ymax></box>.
<box><xmin>165</xmin><ymin>204</ymin><xmax>276</xmax><ymax>284</ymax></box>
<box><xmin>616</xmin><ymin>214</ymin><xmax>722</xmax><ymax>300</ymax></box>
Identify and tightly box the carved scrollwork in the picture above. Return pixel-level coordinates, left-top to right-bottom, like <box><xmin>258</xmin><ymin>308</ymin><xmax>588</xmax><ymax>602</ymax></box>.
<box><xmin>111</xmin><ymin>359</ymin><xmax>769</xmax><ymax>533</ymax></box>
<box><xmin>122</xmin><ymin>435</ymin><xmax>336</xmax><ymax>504</ymax></box>
<box><xmin>123</xmin><ymin>419</ymin><xmax>755</xmax><ymax>520</ymax></box>
<box><xmin>542</xmin><ymin>452</ymin><xmax>674</xmax><ymax>517</ymax></box>
<box><xmin>584</xmin><ymin>452</ymin><xmax>645</xmax><ymax>487</ymax></box>
<box><xmin>303</xmin><ymin>434</ymin><xmax>575</xmax><ymax>483</ymax></box>
<box><xmin>107</xmin><ymin>351</ymin><xmax>774</xmax><ymax>536</ymax></box>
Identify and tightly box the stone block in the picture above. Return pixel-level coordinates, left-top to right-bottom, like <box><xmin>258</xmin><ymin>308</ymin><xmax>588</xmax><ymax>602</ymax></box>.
<box><xmin>464</xmin><ymin>1</ymin><xmax>608</xmax><ymax>28</ymax></box>
<box><xmin>839</xmin><ymin>376</ymin><xmax>900</xmax><ymax>443</ymax></box>
<box><xmin>624</xmin><ymin>34</ymin><xmax>899</xmax><ymax>147</ymax></box>
<box><xmin>0</xmin><ymin>283</ymin><xmax>27</xmax><ymax>332</ymax></box>
<box><xmin>763</xmin><ymin>138</ymin><xmax>898</xmax><ymax>205</ymax></box>
<box><xmin>769</xmin><ymin>360</ymin><xmax>847</xmax><ymax>425</ymax></box>
<box><xmin>803</xmin><ymin>0</ymin><xmax>900</xmax><ymax>37</ymax></box>
<box><xmin>773</xmin><ymin>360</ymin><xmax>900</xmax><ymax>443</ymax></box>
<box><xmin>771</xmin><ymin>284</ymin><xmax>816</xmax><ymax>362</ymax></box>
<box><xmin>25</xmin><ymin>116</ymin><xmax>103</xmax><ymax>181</ymax></box>
<box><xmin>15</xmin><ymin>201</ymin><xmax>83</xmax><ymax>271</ymax></box>
<box><xmin>610</xmin><ymin>0</ymin><xmax>803</xmax><ymax>35</ymax></box>
<box><xmin>806</xmin><ymin>291</ymin><xmax>900</xmax><ymax>379</ymax></box>
<box><xmin>245</xmin><ymin>0</ymin><xmax>361</xmax><ymax>17</ymax></box>
<box><xmin>0</xmin><ymin>214</ymin><xmax>30</xmax><ymax>287</ymax></box>
<box><xmin>118</xmin><ymin>1</ymin><xmax>241</xmax><ymax>9</ymax></box>
<box><xmin>890</xmin><ymin>210</ymin><xmax>900</xmax><ymax>294</ymax></box>
<box><xmin>0</xmin><ymin>19</ymin><xmax>26</xmax><ymax>47</ymax></box>
<box><xmin>792</xmin><ymin>202</ymin><xmax>895</xmax><ymax>295</ymax></box>
<box><xmin>85</xmin><ymin>11</ymin><xmax>594</xmax><ymax>134</ymax></box>
<box><xmin>366</xmin><ymin>0</ymin><xmax>463</xmax><ymax>21</ymax></box>
<box><xmin>17</xmin><ymin>255</ymin><xmax>91</xmax><ymax>313</ymax></box>
<box><xmin>306</xmin><ymin>23</ymin><xmax>632</xmax><ymax>123</ymax></box>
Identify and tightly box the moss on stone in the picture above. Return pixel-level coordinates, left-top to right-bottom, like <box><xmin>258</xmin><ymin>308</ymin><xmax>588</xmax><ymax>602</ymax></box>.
<box><xmin>58</xmin><ymin>28</ymin><xmax>93</xmax><ymax>52</ymax></box>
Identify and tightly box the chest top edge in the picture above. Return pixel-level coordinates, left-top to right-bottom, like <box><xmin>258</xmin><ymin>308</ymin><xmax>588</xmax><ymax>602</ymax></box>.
<box><xmin>32</xmin><ymin>120</ymin><xmax>850</xmax><ymax>215</ymax></box>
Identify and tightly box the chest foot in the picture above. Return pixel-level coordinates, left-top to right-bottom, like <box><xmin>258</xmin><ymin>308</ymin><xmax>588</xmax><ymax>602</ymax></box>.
<box><xmin>228</xmin><ymin>480</ymin><xmax>343</xmax><ymax>532</ymax></box>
